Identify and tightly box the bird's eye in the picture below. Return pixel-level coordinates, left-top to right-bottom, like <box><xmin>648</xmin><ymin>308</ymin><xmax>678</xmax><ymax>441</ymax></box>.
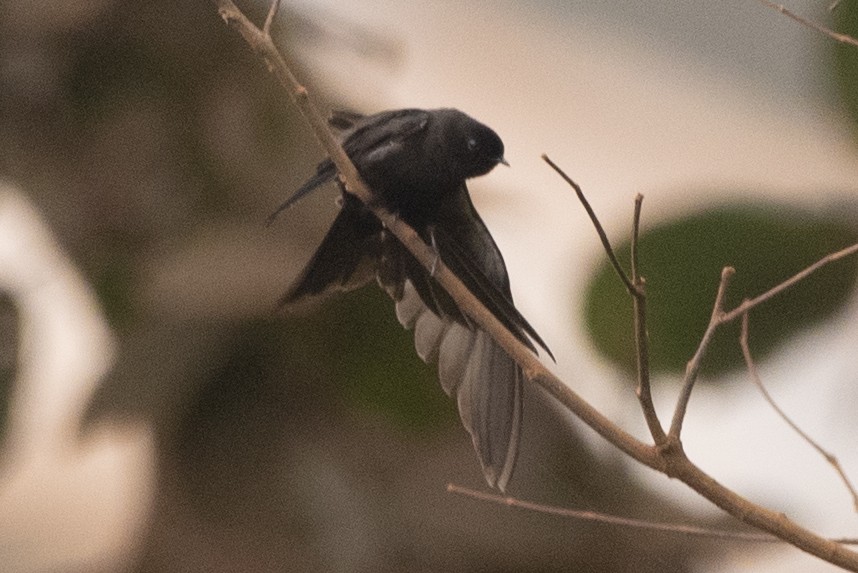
<box><xmin>467</xmin><ymin>138</ymin><xmax>478</xmax><ymax>151</ymax></box>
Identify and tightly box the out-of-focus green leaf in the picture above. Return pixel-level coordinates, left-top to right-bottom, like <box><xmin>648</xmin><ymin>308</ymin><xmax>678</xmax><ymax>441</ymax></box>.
<box><xmin>585</xmin><ymin>202</ymin><xmax>858</xmax><ymax>380</ymax></box>
<box><xmin>289</xmin><ymin>288</ymin><xmax>456</xmax><ymax>434</ymax></box>
<box><xmin>834</xmin><ymin>2</ymin><xmax>858</xmax><ymax>142</ymax></box>
<box><xmin>0</xmin><ymin>295</ymin><xmax>17</xmax><ymax>451</ymax></box>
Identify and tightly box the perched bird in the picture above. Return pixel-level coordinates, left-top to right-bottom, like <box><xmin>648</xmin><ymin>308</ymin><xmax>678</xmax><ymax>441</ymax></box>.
<box><xmin>272</xmin><ymin>108</ymin><xmax>551</xmax><ymax>490</ymax></box>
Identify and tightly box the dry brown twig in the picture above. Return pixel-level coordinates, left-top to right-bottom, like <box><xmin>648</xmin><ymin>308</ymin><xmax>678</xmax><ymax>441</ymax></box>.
<box><xmin>447</xmin><ymin>483</ymin><xmax>779</xmax><ymax>542</ymax></box>
<box><xmin>211</xmin><ymin>0</ymin><xmax>858</xmax><ymax>568</ymax></box>
<box><xmin>262</xmin><ymin>0</ymin><xmax>279</xmax><ymax>35</ymax></box>
<box><xmin>540</xmin><ymin>158</ymin><xmax>664</xmax><ymax>445</ymax></box>
<box><xmin>670</xmin><ymin>267</ymin><xmax>735</xmax><ymax>439</ymax></box>
<box><xmin>755</xmin><ymin>0</ymin><xmax>858</xmax><ymax>47</ymax></box>
<box><xmin>740</xmin><ymin>312</ymin><xmax>858</xmax><ymax>512</ymax></box>
<box><xmin>447</xmin><ymin>484</ymin><xmax>858</xmax><ymax>545</ymax></box>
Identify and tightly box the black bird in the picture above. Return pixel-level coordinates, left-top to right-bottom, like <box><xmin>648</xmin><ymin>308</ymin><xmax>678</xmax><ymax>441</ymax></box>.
<box><xmin>272</xmin><ymin>108</ymin><xmax>551</xmax><ymax>490</ymax></box>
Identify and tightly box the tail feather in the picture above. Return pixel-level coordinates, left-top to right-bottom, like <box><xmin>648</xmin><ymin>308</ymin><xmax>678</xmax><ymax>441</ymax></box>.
<box><xmin>390</xmin><ymin>280</ymin><xmax>522</xmax><ymax>491</ymax></box>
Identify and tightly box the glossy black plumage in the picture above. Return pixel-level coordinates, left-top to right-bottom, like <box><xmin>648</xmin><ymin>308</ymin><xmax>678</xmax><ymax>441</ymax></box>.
<box><xmin>274</xmin><ymin>108</ymin><xmax>550</xmax><ymax>490</ymax></box>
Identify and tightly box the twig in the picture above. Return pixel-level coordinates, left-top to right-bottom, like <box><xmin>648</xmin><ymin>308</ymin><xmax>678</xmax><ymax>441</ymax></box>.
<box><xmin>448</xmin><ymin>484</ymin><xmax>775</xmax><ymax>542</ymax></box>
<box><xmin>721</xmin><ymin>243</ymin><xmax>858</xmax><ymax>323</ymax></box>
<box><xmin>630</xmin><ymin>194</ymin><xmax>643</xmax><ymax>288</ymax></box>
<box><xmin>212</xmin><ymin>2</ymin><xmax>858</xmax><ymax>568</ymax></box>
<box><xmin>214</xmin><ymin>0</ymin><xmax>372</xmax><ymax>212</ymax></box>
<box><xmin>541</xmin><ymin>155</ymin><xmax>635</xmax><ymax>294</ymax></box>
<box><xmin>740</xmin><ymin>312</ymin><xmax>858</xmax><ymax>512</ymax></box>
<box><xmin>667</xmin><ymin>241</ymin><xmax>858</xmax><ymax>463</ymax></box>
<box><xmin>628</xmin><ymin>194</ymin><xmax>665</xmax><ymax>444</ymax></box>
<box><xmin>262</xmin><ymin>0</ymin><xmax>280</xmax><ymax>35</ymax></box>
<box><xmin>666</xmin><ymin>241</ymin><xmax>858</xmax><ymax>441</ymax></box>
<box><xmin>669</xmin><ymin>267</ymin><xmax>735</xmax><ymax>439</ymax></box>
<box><xmin>754</xmin><ymin>0</ymin><xmax>858</xmax><ymax>48</ymax></box>
<box><xmin>543</xmin><ymin>163</ymin><xmax>666</xmax><ymax>443</ymax></box>
<box><xmin>448</xmin><ymin>484</ymin><xmax>858</xmax><ymax>545</ymax></box>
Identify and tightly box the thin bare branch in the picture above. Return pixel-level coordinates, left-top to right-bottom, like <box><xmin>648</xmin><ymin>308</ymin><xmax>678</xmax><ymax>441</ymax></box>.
<box><xmin>669</xmin><ymin>267</ymin><xmax>735</xmax><ymax>439</ymax></box>
<box><xmin>448</xmin><ymin>484</ymin><xmax>780</xmax><ymax>541</ymax></box>
<box><xmin>543</xmin><ymin>160</ymin><xmax>664</xmax><ymax>443</ymax></box>
<box><xmin>214</xmin><ymin>0</ymin><xmax>372</xmax><ymax>211</ymax></box>
<box><xmin>755</xmin><ymin>0</ymin><xmax>858</xmax><ymax>48</ymax></box>
<box><xmin>631</xmin><ymin>194</ymin><xmax>643</xmax><ymax>284</ymax></box>
<box><xmin>262</xmin><ymin>0</ymin><xmax>281</xmax><ymax>36</ymax></box>
<box><xmin>628</xmin><ymin>194</ymin><xmax>665</xmax><ymax>444</ymax></box>
<box><xmin>722</xmin><ymin>242</ymin><xmax>858</xmax><ymax>323</ymax></box>
<box><xmin>740</xmin><ymin>312</ymin><xmax>858</xmax><ymax>512</ymax></box>
<box><xmin>661</xmin><ymin>239</ymin><xmax>858</xmax><ymax>447</ymax></box>
<box><xmin>542</xmin><ymin>154</ymin><xmax>635</xmax><ymax>294</ymax></box>
<box><xmin>448</xmin><ymin>484</ymin><xmax>858</xmax><ymax>545</ymax></box>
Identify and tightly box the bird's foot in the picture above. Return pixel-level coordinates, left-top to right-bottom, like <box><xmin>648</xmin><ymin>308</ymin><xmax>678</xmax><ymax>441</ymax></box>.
<box><xmin>428</xmin><ymin>227</ymin><xmax>440</xmax><ymax>276</ymax></box>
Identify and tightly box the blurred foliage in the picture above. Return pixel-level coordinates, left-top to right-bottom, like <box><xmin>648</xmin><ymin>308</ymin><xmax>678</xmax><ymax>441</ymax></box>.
<box><xmin>172</xmin><ymin>291</ymin><xmax>457</xmax><ymax>514</ymax></box>
<box><xmin>834</xmin><ymin>0</ymin><xmax>858</xmax><ymax>142</ymax></box>
<box><xmin>3</xmin><ymin>1</ymin><xmax>312</xmax><ymax>332</ymax></box>
<box><xmin>585</xmin><ymin>203</ymin><xmax>858</xmax><ymax>379</ymax></box>
<box><xmin>67</xmin><ymin>33</ymin><xmax>170</xmax><ymax>118</ymax></box>
<box><xmin>0</xmin><ymin>294</ymin><xmax>17</xmax><ymax>450</ymax></box>
<box><xmin>292</xmin><ymin>287</ymin><xmax>457</xmax><ymax>434</ymax></box>
<box><xmin>90</xmin><ymin>234</ymin><xmax>139</xmax><ymax>330</ymax></box>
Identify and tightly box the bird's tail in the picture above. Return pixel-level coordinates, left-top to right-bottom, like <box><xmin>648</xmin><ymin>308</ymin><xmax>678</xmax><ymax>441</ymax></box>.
<box><xmin>391</xmin><ymin>280</ymin><xmax>522</xmax><ymax>491</ymax></box>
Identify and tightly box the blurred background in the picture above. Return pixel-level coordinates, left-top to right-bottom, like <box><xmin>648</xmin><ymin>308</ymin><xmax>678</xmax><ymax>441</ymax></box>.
<box><xmin>2</xmin><ymin>0</ymin><xmax>858</xmax><ymax>571</ymax></box>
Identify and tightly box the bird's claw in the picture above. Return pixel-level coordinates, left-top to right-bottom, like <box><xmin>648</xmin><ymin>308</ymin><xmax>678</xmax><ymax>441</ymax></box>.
<box><xmin>428</xmin><ymin>227</ymin><xmax>440</xmax><ymax>277</ymax></box>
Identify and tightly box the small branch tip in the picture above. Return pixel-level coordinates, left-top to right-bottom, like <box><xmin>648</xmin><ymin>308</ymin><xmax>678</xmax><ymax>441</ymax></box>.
<box><xmin>263</xmin><ymin>0</ymin><xmax>281</xmax><ymax>36</ymax></box>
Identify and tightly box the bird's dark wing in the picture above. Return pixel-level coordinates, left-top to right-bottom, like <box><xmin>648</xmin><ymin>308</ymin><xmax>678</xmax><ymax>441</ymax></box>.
<box><xmin>267</xmin><ymin>161</ymin><xmax>338</xmax><ymax>225</ymax></box>
<box><xmin>268</xmin><ymin>109</ymin><xmax>430</xmax><ymax>224</ymax></box>
<box><xmin>328</xmin><ymin>110</ymin><xmax>366</xmax><ymax>131</ymax></box>
<box><xmin>340</xmin><ymin>108</ymin><xmax>430</xmax><ymax>168</ymax></box>
<box><xmin>376</xmin><ymin>185</ymin><xmax>550</xmax><ymax>490</ymax></box>
<box><xmin>433</xmin><ymin>185</ymin><xmax>553</xmax><ymax>359</ymax></box>
<box><xmin>280</xmin><ymin>193</ymin><xmax>382</xmax><ymax>305</ymax></box>
<box><xmin>379</xmin><ymin>184</ymin><xmax>552</xmax><ymax>357</ymax></box>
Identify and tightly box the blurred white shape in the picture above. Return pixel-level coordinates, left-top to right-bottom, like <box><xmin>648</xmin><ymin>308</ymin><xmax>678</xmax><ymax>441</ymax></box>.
<box><xmin>0</xmin><ymin>183</ymin><xmax>154</xmax><ymax>573</ymax></box>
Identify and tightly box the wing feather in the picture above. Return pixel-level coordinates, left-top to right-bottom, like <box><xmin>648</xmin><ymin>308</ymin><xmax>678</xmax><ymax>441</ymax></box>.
<box><xmin>280</xmin><ymin>194</ymin><xmax>381</xmax><ymax>305</ymax></box>
<box><xmin>433</xmin><ymin>186</ymin><xmax>553</xmax><ymax>359</ymax></box>
<box><xmin>385</xmin><ymin>279</ymin><xmax>521</xmax><ymax>491</ymax></box>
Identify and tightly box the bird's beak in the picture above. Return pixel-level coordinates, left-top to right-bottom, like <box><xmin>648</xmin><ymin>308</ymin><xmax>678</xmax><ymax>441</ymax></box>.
<box><xmin>497</xmin><ymin>156</ymin><xmax>510</xmax><ymax>167</ymax></box>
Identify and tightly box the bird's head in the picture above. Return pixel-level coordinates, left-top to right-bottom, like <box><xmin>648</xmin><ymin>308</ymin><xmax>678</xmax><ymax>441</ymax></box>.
<box><xmin>449</xmin><ymin>112</ymin><xmax>507</xmax><ymax>179</ymax></box>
